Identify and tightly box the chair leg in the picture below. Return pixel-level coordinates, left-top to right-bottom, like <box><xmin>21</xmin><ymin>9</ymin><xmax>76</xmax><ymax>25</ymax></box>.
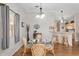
<box><xmin>22</xmin><ymin>48</ymin><xmax>26</xmax><ymax>56</ymax></box>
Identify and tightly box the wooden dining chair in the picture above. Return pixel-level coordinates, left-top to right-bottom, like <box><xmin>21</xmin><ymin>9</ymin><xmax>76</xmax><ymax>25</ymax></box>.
<box><xmin>31</xmin><ymin>44</ymin><xmax>46</xmax><ymax>56</ymax></box>
<box><xmin>59</xmin><ymin>35</ymin><xmax>64</xmax><ymax>45</ymax></box>
<box><xmin>35</xmin><ymin>33</ymin><xmax>42</xmax><ymax>43</ymax></box>
<box><xmin>64</xmin><ymin>33</ymin><xmax>69</xmax><ymax>48</ymax></box>
<box><xmin>22</xmin><ymin>37</ymin><xmax>28</xmax><ymax>56</ymax></box>
<box><xmin>52</xmin><ymin>36</ymin><xmax>58</xmax><ymax>44</ymax></box>
<box><xmin>51</xmin><ymin>36</ymin><xmax>58</xmax><ymax>55</ymax></box>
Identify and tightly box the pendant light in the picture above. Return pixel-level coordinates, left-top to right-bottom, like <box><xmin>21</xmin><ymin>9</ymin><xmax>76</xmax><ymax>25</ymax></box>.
<box><xmin>36</xmin><ymin>4</ymin><xmax>45</xmax><ymax>19</ymax></box>
<box><xmin>60</xmin><ymin>9</ymin><xmax>64</xmax><ymax>23</ymax></box>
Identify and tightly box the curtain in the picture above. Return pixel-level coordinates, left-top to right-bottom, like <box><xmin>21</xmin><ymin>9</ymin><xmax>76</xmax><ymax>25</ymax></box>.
<box><xmin>0</xmin><ymin>4</ymin><xmax>9</xmax><ymax>50</ymax></box>
<box><xmin>0</xmin><ymin>5</ymin><xmax>3</xmax><ymax>50</ymax></box>
<box><xmin>0</xmin><ymin>4</ymin><xmax>20</xmax><ymax>50</ymax></box>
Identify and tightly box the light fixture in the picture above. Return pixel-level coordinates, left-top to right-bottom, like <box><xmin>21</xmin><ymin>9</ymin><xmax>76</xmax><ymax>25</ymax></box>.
<box><xmin>60</xmin><ymin>9</ymin><xmax>64</xmax><ymax>23</ymax></box>
<box><xmin>35</xmin><ymin>4</ymin><xmax>45</xmax><ymax>19</ymax></box>
<box><xmin>60</xmin><ymin>19</ymin><xmax>64</xmax><ymax>23</ymax></box>
<box><xmin>40</xmin><ymin>13</ymin><xmax>45</xmax><ymax>19</ymax></box>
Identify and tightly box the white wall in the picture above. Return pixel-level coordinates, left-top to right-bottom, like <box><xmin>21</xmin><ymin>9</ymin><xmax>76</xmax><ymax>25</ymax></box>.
<box><xmin>25</xmin><ymin>12</ymin><xmax>56</xmax><ymax>42</ymax></box>
<box><xmin>0</xmin><ymin>3</ymin><xmax>26</xmax><ymax>56</ymax></box>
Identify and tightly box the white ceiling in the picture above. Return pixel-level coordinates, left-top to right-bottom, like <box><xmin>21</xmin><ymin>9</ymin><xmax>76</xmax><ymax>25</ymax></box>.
<box><xmin>14</xmin><ymin>3</ymin><xmax>79</xmax><ymax>18</ymax></box>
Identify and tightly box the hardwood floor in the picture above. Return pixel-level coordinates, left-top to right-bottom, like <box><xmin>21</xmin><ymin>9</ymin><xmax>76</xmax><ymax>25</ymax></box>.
<box><xmin>13</xmin><ymin>44</ymin><xmax>79</xmax><ymax>56</ymax></box>
<box><xmin>13</xmin><ymin>47</ymin><xmax>32</xmax><ymax>56</ymax></box>
<box><xmin>54</xmin><ymin>43</ymin><xmax>79</xmax><ymax>56</ymax></box>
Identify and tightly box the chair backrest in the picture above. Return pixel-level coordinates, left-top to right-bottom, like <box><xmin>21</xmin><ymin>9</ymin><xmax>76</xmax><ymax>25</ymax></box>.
<box><xmin>51</xmin><ymin>36</ymin><xmax>58</xmax><ymax>45</ymax></box>
<box><xmin>35</xmin><ymin>33</ymin><xmax>42</xmax><ymax>43</ymax></box>
<box><xmin>31</xmin><ymin>44</ymin><xmax>46</xmax><ymax>56</ymax></box>
<box><xmin>36</xmin><ymin>33</ymin><xmax>42</xmax><ymax>39</ymax></box>
<box><xmin>51</xmin><ymin>36</ymin><xmax>58</xmax><ymax>49</ymax></box>
<box><xmin>59</xmin><ymin>35</ymin><xmax>64</xmax><ymax>44</ymax></box>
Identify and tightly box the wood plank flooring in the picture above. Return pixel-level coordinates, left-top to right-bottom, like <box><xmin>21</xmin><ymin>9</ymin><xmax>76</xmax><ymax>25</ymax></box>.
<box><xmin>13</xmin><ymin>44</ymin><xmax>79</xmax><ymax>56</ymax></box>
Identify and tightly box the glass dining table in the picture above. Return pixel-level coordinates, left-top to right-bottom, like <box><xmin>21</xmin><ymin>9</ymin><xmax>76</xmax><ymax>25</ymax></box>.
<box><xmin>27</xmin><ymin>40</ymin><xmax>52</xmax><ymax>49</ymax></box>
<box><xmin>26</xmin><ymin>40</ymin><xmax>55</xmax><ymax>55</ymax></box>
